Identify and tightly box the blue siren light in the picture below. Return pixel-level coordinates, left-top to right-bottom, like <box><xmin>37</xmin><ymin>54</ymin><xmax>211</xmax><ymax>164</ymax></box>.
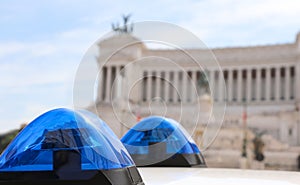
<box><xmin>121</xmin><ymin>116</ymin><xmax>206</xmax><ymax>167</ymax></box>
<box><xmin>0</xmin><ymin>108</ymin><xmax>144</xmax><ymax>185</ymax></box>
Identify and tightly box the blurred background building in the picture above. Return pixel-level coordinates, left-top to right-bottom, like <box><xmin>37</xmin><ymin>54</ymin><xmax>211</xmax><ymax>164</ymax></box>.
<box><xmin>89</xmin><ymin>31</ymin><xmax>300</xmax><ymax>171</ymax></box>
<box><xmin>1</xmin><ymin>27</ymin><xmax>300</xmax><ymax>171</ymax></box>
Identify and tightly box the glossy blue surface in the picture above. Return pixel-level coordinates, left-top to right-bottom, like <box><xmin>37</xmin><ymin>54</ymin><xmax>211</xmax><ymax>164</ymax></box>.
<box><xmin>0</xmin><ymin>108</ymin><xmax>134</xmax><ymax>171</ymax></box>
<box><xmin>121</xmin><ymin>116</ymin><xmax>200</xmax><ymax>155</ymax></box>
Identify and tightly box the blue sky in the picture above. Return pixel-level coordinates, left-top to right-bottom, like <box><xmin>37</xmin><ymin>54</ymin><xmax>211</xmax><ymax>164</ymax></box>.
<box><xmin>1</xmin><ymin>0</ymin><xmax>300</xmax><ymax>132</ymax></box>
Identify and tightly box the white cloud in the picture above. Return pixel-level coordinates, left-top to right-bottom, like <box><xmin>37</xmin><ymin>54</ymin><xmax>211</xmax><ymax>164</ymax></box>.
<box><xmin>0</xmin><ymin>42</ymin><xmax>26</xmax><ymax>58</ymax></box>
<box><xmin>168</xmin><ymin>0</ymin><xmax>300</xmax><ymax>47</ymax></box>
<box><xmin>0</xmin><ymin>26</ymin><xmax>104</xmax><ymax>131</ymax></box>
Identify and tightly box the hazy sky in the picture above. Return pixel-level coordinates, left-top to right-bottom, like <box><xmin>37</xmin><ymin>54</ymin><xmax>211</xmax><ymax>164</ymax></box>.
<box><xmin>1</xmin><ymin>0</ymin><xmax>300</xmax><ymax>132</ymax></box>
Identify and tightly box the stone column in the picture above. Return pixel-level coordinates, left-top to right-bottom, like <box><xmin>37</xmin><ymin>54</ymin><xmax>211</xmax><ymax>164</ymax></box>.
<box><xmin>115</xmin><ymin>65</ymin><xmax>121</xmax><ymax>99</ymax></box>
<box><xmin>125</xmin><ymin>63</ymin><xmax>142</xmax><ymax>103</ymax></box>
<box><xmin>192</xmin><ymin>70</ymin><xmax>197</xmax><ymax>102</ymax></box>
<box><xmin>173</xmin><ymin>71</ymin><xmax>179</xmax><ymax>102</ymax></box>
<box><xmin>275</xmin><ymin>67</ymin><xmax>281</xmax><ymax>101</ymax></box>
<box><xmin>256</xmin><ymin>68</ymin><xmax>261</xmax><ymax>102</ymax></box>
<box><xmin>164</xmin><ymin>71</ymin><xmax>170</xmax><ymax>102</ymax></box>
<box><xmin>182</xmin><ymin>71</ymin><xmax>188</xmax><ymax>103</ymax></box>
<box><xmin>297</xmin><ymin>122</ymin><xmax>300</xmax><ymax>146</ymax></box>
<box><xmin>105</xmin><ymin>66</ymin><xmax>112</xmax><ymax>102</ymax></box>
<box><xmin>218</xmin><ymin>71</ymin><xmax>223</xmax><ymax>102</ymax></box>
<box><xmin>209</xmin><ymin>70</ymin><xmax>215</xmax><ymax>101</ymax></box>
<box><xmin>285</xmin><ymin>66</ymin><xmax>291</xmax><ymax>101</ymax></box>
<box><xmin>246</xmin><ymin>69</ymin><xmax>252</xmax><ymax>102</ymax></box>
<box><xmin>227</xmin><ymin>69</ymin><xmax>233</xmax><ymax>102</ymax></box>
<box><xmin>147</xmin><ymin>71</ymin><xmax>152</xmax><ymax>101</ymax></box>
<box><xmin>265</xmin><ymin>67</ymin><xmax>271</xmax><ymax>101</ymax></box>
<box><xmin>237</xmin><ymin>69</ymin><xmax>243</xmax><ymax>102</ymax></box>
<box><xmin>296</xmin><ymin>63</ymin><xmax>300</xmax><ymax>103</ymax></box>
<box><xmin>156</xmin><ymin>71</ymin><xmax>161</xmax><ymax>98</ymax></box>
<box><xmin>98</xmin><ymin>67</ymin><xmax>105</xmax><ymax>102</ymax></box>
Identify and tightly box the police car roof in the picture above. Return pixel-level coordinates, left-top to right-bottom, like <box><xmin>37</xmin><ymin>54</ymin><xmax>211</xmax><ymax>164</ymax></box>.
<box><xmin>138</xmin><ymin>168</ymin><xmax>300</xmax><ymax>185</ymax></box>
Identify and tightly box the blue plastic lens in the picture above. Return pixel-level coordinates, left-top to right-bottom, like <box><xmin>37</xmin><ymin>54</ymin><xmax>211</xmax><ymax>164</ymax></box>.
<box><xmin>121</xmin><ymin>116</ymin><xmax>200</xmax><ymax>155</ymax></box>
<box><xmin>0</xmin><ymin>108</ymin><xmax>134</xmax><ymax>171</ymax></box>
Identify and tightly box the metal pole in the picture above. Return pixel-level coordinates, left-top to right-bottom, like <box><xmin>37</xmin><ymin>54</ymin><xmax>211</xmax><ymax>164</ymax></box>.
<box><xmin>242</xmin><ymin>103</ymin><xmax>248</xmax><ymax>157</ymax></box>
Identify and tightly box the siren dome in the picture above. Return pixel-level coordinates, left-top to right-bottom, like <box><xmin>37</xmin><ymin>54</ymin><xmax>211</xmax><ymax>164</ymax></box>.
<box><xmin>0</xmin><ymin>108</ymin><xmax>144</xmax><ymax>185</ymax></box>
<box><xmin>121</xmin><ymin>116</ymin><xmax>206</xmax><ymax>167</ymax></box>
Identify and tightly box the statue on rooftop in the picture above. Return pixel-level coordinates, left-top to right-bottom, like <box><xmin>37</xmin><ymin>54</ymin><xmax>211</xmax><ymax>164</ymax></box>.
<box><xmin>111</xmin><ymin>14</ymin><xmax>133</xmax><ymax>34</ymax></box>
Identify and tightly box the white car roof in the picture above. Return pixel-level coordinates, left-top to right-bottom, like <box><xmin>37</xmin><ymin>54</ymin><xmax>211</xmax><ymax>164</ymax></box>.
<box><xmin>138</xmin><ymin>168</ymin><xmax>300</xmax><ymax>185</ymax></box>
